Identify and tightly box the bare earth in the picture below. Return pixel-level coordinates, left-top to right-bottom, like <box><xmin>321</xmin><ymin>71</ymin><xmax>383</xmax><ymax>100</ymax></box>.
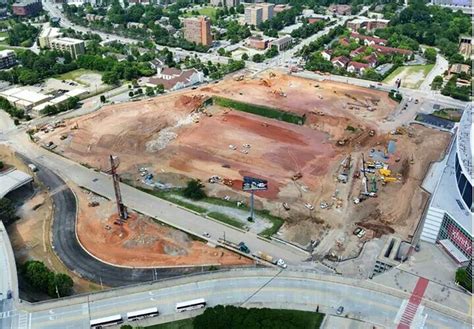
<box><xmin>36</xmin><ymin>71</ymin><xmax>450</xmax><ymax>259</ymax></box>
<box><xmin>74</xmin><ymin>186</ymin><xmax>252</xmax><ymax>267</ymax></box>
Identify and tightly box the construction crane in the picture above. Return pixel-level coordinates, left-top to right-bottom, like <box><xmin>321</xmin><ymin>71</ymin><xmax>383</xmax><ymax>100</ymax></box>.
<box><xmin>109</xmin><ymin>155</ymin><xmax>128</xmax><ymax>225</ymax></box>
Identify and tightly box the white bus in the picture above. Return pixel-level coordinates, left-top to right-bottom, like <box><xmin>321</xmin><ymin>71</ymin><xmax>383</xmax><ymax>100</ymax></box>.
<box><xmin>90</xmin><ymin>314</ymin><xmax>123</xmax><ymax>328</ymax></box>
<box><xmin>175</xmin><ymin>298</ymin><xmax>207</xmax><ymax>312</ymax></box>
<box><xmin>126</xmin><ymin>307</ymin><xmax>159</xmax><ymax>321</ymax></box>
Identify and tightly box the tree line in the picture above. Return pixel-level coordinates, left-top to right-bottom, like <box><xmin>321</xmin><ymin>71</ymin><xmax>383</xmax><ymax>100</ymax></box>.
<box><xmin>21</xmin><ymin>260</ymin><xmax>74</xmax><ymax>298</ymax></box>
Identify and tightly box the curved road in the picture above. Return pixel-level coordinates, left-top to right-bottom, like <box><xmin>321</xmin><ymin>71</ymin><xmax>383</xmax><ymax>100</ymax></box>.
<box><xmin>30</xmin><ymin>159</ymin><xmax>210</xmax><ymax>287</ymax></box>
<box><xmin>12</xmin><ymin>269</ymin><xmax>472</xmax><ymax>329</ymax></box>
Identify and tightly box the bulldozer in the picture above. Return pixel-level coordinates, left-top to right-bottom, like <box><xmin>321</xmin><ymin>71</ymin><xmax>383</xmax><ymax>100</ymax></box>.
<box><xmin>269</xmin><ymin>72</ymin><xmax>276</xmax><ymax>78</ymax></box>
<box><xmin>261</xmin><ymin>79</ymin><xmax>271</xmax><ymax>87</ymax></box>
<box><xmin>291</xmin><ymin>172</ymin><xmax>303</xmax><ymax>181</ymax></box>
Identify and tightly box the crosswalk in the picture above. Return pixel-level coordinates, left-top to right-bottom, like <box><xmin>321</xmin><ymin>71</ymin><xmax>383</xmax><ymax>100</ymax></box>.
<box><xmin>395</xmin><ymin>277</ymin><xmax>429</xmax><ymax>329</ymax></box>
<box><xmin>17</xmin><ymin>311</ymin><xmax>29</xmax><ymax>329</ymax></box>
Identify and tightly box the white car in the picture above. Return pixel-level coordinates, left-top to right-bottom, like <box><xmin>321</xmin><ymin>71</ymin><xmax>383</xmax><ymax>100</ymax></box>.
<box><xmin>203</xmin><ymin>232</ymin><xmax>211</xmax><ymax>238</ymax></box>
<box><xmin>305</xmin><ymin>203</ymin><xmax>315</xmax><ymax>210</ymax></box>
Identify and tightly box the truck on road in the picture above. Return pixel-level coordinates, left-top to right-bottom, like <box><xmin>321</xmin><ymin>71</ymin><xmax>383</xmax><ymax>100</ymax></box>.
<box><xmin>254</xmin><ymin>251</ymin><xmax>287</xmax><ymax>268</ymax></box>
<box><xmin>218</xmin><ymin>238</ymin><xmax>250</xmax><ymax>254</ymax></box>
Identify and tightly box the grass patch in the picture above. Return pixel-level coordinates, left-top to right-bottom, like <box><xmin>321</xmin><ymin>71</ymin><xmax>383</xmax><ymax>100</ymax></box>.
<box><xmin>183</xmin><ymin>7</ymin><xmax>217</xmax><ymax>20</ymax></box>
<box><xmin>455</xmin><ymin>267</ymin><xmax>472</xmax><ymax>292</ymax></box>
<box><xmin>55</xmin><ymin>68</ymin><xmax>101</xmax><ymax>85</ymax></box>
<box><xmin>213</xmin><ymin>96</ymin><xmax>305</xmax><ymax>125</ymax></box>
<box><xmin>135</xmin><ymin>185</ymin><xmax>207</xmax><ymax>214</ymax></box>
<box><xmin>147</xmin><ymin>318</ymin><xmax>194</xmax><ymax>329</ymax></box>
<box><xmin>431</xmin><ymin>108</ymin><xmax>462</xmax><ymax>122</ymax></box>
<box><xmin>383</xmin><ymin>64</ymin><xmax>434</xmax><ymax>89</ymax></box>
<box><xmin>258</xmin><ymin>210</ymin><xmax>285</xmax><ymax>238</ymax></box>
<box><xmin>207</xmin><ymin>211</ymin><xmax>246</xmax><ymax>229</ymax></box>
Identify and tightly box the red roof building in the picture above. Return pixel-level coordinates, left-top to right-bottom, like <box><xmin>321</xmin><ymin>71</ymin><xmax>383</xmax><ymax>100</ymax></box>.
<box><xmin>373</xmin><ymin>45</ymin><xmax>413</xmax><ymax>56</ymax></box>
<box><xmin>331</xmin><ymin>56</ymin><xmax>350</xmax><ymax>69</ymax></box>
<box><xmin>347</xmin><ymin>61</ymin><xmax>370</xmax><ymax>75</ymax></box>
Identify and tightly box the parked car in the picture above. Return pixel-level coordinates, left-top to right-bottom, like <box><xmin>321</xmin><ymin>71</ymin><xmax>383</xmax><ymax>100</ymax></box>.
<box><xmin>336</xmin><ymin>306</ymin><xmax>344</xmax><ymax>315</ymax></box>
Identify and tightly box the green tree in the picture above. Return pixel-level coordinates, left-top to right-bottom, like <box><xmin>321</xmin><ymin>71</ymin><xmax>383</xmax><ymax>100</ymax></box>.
<box><xmin>0</xmin><ymin>161</ymin><xmax>3</xmax><ymax>169</ymax></box>
<box><xmin>455</xmin><ymin>268</ymin><xmax>472</xmax><ymax>292</ymax></box>
<box><xmin>241</xmin><ymin>53</ymin><xmax>249</xmax><ymax>61</ymax></box>
<box><xmin>252</xmin><ymin>54</ymin><xmax>264</xmax><ymax>63</ymax></box>
<box><xmin>128</xmin><ymin>91</ymin><xmax>134</xmax><ymax>97</ymax></box>
<box><xmin>102</xmin><ymin>71</ymin><xmax>120</xmax><ymax>85</ymax></box>
<box><xmin>217</xmin><ymin>48</ymin><xmax>226</xmax><ymax>56</ymax></box>
<box><xmin>0</xmin><ymin>198</ymin><xmax>16</xmax><ymax>225</ymax></box>
<box><xmin>49</xmin><ymin>273</ymin><xmax>74</xmax><ymax>297</ymax></box>
<box><xmin>183</xmin><ymin>179</ymin><xmax>206</xmax><ymax>200</ymax></box>
<box><xmin>424</xmin><ymin>47</ymin><xmax>437</xmax><ymax>64</ymax></box>
<box><xmin>155</xmin><ymin>84</ymin><xmax>165</xmax><ymax>94</ymax></box>
<box><xmin>431</xmin><ymin>75</ymin><xmax>443</xmax><ymax>90</ymax></box>
<box><xmin>100</xmin><ymin>95</ymin><xmax>106</xmax><ymax>103</ymax></box>
<box><xmin>145</xmin><ymin>86</ymin><xmax>155</xmax><ymax>96</ymax></box>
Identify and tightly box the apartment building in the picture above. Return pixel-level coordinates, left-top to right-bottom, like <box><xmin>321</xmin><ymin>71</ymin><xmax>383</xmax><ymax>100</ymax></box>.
<box><xmin>245</xmin><ymin>6</ymin><xmax>263</xmax><ymax>26</ymax></box>
<box><xmin>183</xmin><ymin>16</ymin><xmax>212</xmax><ymax>46</ymax></box>
<box><xmin>38</xmin><ymin>26</ymin><xmax>63</xmax><ymax>49</ymax></box>
<box><xmin>0</xmin><ymin>50</ymin><xmax>17</xmax><ymax>69</ymax></box>
<box><xmin>12</xmin><ymin>0</ymin><xmax>42</xmax><ymax>16</ymax></box>
<box><xmin>258</xmin><ymin>3</ymin><xmax>274</xmax><ymax>21</ymax></box>
<box><xmin>210</xmin><ymin>0</ymin><xmax>240</xmax><ymax>7</ymax></box>
<box><xmin>50</xmin><ymin>38</ymin><xmax>85</xmax><ymax>59</ymax></box>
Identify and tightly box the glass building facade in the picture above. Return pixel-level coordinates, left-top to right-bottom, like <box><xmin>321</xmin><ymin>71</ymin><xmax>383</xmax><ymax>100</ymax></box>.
<box><xmin>455</xmin><ymin>153</ymin><xmax>473</xmax><ymax>211</ymax></box>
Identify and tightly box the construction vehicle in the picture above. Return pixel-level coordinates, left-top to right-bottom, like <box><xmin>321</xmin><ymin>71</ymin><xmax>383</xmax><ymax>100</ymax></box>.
<box><xmin>379</xmin><ymin>168</ymin><xmax>391</xmax><ymax>177</ymax></box>
<box><xmin>410</xmin><ymin>154</ymin><xmax>415</xmax><ymax>165</ymax></box>
<box><xmin>291</xmin><ymin>172</ymin><xmax>302</xmax><ymax>181</ymax></box>
<box><xmin>233</xmin><ymin>74</ymin><xmax>244</xmax><ymax>81</ymax></box>
<box><xmin>368</xmin><ymin>130</ymin><xmax>375</xmax><ymax>137</ymax></box>
<box><xmin>222</xmin><ymin>178</ymin><xmax>234</xmax><ymax>186</ymax></box>
<box><xmin>218</xmin><ymin>239</ymin><xmax>250</xmax><ymax>254</ymax></box>
<box><xmin>88</xmin><ymin>201</ymin><xmax>100</xmax><ymax>207</ymax></box>
<box><xmin>269</xmin><ymin>72</ymin><xmax>276</xmax><ymax>78</ymax></box>
<box><xmin>261</xmin><ymin>79</ymin><xmax>271</xmax><ymax>87</ymax></box>
<box><xmin>282</xmin><ymin>202</ymin><xmax>290</xmax><ymax>211</ymax></box>
<box><xmin>382</xmin><ymin>176</ymin><xmax>397</xmax><ymax>183</ymax></box>
<box><xmin>253</xmin><ymin>251</ymin><xmax>287</xmax><ymax>268</ymax></box>
<box><xmin>272</xmin><ymin>88</ymin><xmax>286</xmax><ymax>97</ymax></box>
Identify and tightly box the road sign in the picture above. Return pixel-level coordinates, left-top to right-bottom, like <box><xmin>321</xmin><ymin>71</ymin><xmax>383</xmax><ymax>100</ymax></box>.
<box><xmin>242</xmin><ymin>176</ymin><xmax>268</xmax><ymax>191</ymax></box>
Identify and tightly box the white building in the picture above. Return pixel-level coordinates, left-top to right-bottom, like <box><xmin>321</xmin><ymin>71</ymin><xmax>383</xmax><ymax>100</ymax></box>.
<box><xmin>38</xmin><ymin>25</ymin><xmax>63</xmax><ymax>49</ymax></box>
<box><xmin>419</xmin><ymin>104</ymin><xmax>472</xmax><ymax>267</ymax></box>
<box><xmin>0</xmin><ymin>50</ymin><xmax>16</xmax><ymax>69</ymax></box>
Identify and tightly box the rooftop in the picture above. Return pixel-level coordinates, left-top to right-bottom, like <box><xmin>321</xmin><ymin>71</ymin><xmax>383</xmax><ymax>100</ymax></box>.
<box><xmin>51</xmin><ymin>37</ymin><xmax>84</xmax><ymax>45</ymax></box>
<box><xmin>456</xmin><ymin>103</ymin><xmax>472</xmax><ymax>184</ymax></box>
<box><xmin>0</xmin><ymin>87</ymin><xmax>50</xmax><ymax>104</ymax></box>
<box><xmin>0</xmin><ymin>168</ymin><xmax>33</xmax><ymax>198</ymax></box>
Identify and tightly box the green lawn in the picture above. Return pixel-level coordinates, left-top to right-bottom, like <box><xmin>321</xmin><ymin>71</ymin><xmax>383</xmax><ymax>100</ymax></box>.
<box><xmin>183</xmin><ymin>7</ymin><xmax>217</xmax><ymax>20</ymax></box>
<box><xmin>55</xmin><ymin>68</ymin><xmax>101</xmax><ymax>82</ymax></box>
<box><xmin>147</xmin><ymin>318</ymin><xmax>194</xmax><ymax>329</ymax></box>
<box><xmin>383</xmin><ymin>64</ymin><xmax>434</xmax><ymax>89</ymax></box>
<box><xmin>207</xmin><ymin>211</ymin><xmax>246</xmax><ymax>229</ymax></box>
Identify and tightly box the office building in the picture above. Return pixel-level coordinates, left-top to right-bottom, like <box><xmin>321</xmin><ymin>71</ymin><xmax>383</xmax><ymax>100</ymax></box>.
<box><xmin>269</xmin><ymin>35</ymin><xmax>292</xmax><ymax>51</ymax></box>
<box><xmin>12</xmin><ymin>0</ymin><xmax>42</xmax><ymax>16</ymax></box>
<box><xmin>183</xmin><ymin>16</ymin><xmax>212</xmax><ymax>46</ymax></box>
<box><xmin>0</xmin><ymin>50</ymin><xmax>16</xmax><ymax>69</ymax></box>
<box><xmin>50</xmin><ymin>38</ymin><xmax>85</xmax><ymax>59</ymax></box>
<box><xmin>245</xmin><ymin>6</ymin><xmax>263</xmax><ymax>26</ymax></box>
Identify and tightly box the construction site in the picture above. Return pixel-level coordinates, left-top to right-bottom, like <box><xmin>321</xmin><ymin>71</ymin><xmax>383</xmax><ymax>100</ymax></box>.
<box><xmin>32</xmin><ymin>70</ymin><xmax>451</xmax><ymax>261</ymax></box>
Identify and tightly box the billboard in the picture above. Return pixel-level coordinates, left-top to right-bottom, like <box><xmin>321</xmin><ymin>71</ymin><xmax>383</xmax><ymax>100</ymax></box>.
<box><xmin>242</xmin><ymin>176</ymin><xmax>268</xmax><ymax>191</ymax></box>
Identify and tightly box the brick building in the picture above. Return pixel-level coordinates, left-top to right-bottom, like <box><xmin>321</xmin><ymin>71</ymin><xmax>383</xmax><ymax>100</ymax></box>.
<box><xmin>183</xmin><ymin>16</ymin><xmax>212</xmax><ymax>46</ymax></box>
<box><xmin>12</xmin><ymin>0</ymin><xmax>42</xmax><ymax>16</ymax></box>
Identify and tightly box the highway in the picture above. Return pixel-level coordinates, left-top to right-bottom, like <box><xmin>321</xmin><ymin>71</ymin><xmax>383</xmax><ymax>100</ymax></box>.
<box><xmin>3</xmin><ymin>269</ymin><xmax>471</xmax><ymax>329</ymax></box>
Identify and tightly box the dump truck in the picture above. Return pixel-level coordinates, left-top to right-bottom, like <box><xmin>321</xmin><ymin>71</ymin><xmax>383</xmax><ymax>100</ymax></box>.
<box><xmin>254</xmin><ymin>251</ymin><xmax>287</xmax><ymax>268</ymax></box>
<box><xmin>218</xmin><ymin>239</ymin><xmax>250</xmax><ymax>254</ymax></box>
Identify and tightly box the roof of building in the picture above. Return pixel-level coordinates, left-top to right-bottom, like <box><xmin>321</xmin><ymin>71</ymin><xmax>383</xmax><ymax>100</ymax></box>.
<box><xmin>0</xmin><ymin>169</ymin><xmax>33</xmax><ymax>198</ymax></box>
<box><xmin>364</xmin><ymin>54</ymin><xmax>378</xmax><ymax>63</ymax></box>
<box><xmin>351</xmin><ymin>32</ymin><xmax>387</xmax><ymax>44</ymax></box>
<box><xmin>457</xmin><ymin>103</ymin><xmax>472</xmax><ymax>185</ymax></box>
<box><xmin>147</xmin><ymin>69</ymin><xmax>199</xmax><ymax>90</ymax></box>
<box><xmin>0</xmin><ymin>49</ymin><xmax>15</xmax><ymax>57</ymax></box>
<box><xmin>373</xmin><ymin>44</ymin><xmax>412</xmax><ymax>55</ymax></box>
<box><xmin>270</xmin><ymin>35</ymin><xmax>292</xmax><ymax>45</ymax></box>
<box><xmin>51</xmin><ymin>37</ymin><xmax>84</xmax><ymax>45</ymax></box>
<box><xmin>39</xmin><ymin>26</ymin><xmax>62</xmax><ymax>38</ymax></box>
<box><xmin>0</xmin><ymin>88</ymin><xmax>50</xmax><ymax>104</ymax></box>
<box><xmin>160</xmin><ymin>67</ymin><xmax>183</xmax><ymax>76</ymax></box>
<box><xmin>449</xmin><ymin>63</ymin><xmax>470</xmax><ymax>74</ymax></box>
<box><xmin>331</xmin><ymin>56</ymin><xmax>350</xmax><ymax>65</ymax></box>
<box><xmin>348</xmin><ymin>61</ymin><xmax>370</xmax><ymax>69</ymax></box>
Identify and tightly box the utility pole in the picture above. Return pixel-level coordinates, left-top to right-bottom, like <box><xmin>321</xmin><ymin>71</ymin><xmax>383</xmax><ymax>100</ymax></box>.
<box><xmin>109</xmin><ymin>155</ymin><xmax>128</xmax><ymax>224</ymax></box>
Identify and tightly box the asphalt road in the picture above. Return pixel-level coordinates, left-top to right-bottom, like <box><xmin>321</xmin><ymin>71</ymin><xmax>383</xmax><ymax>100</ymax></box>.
<box><xmin>26</xmin><ymin>157</ymin><xmax>209</xmax><ymax>287</ymax></box>
<box><xmin>5</xmin><ymin>269</ymin><xmax>471</xmax><ymax>329</ymax></box>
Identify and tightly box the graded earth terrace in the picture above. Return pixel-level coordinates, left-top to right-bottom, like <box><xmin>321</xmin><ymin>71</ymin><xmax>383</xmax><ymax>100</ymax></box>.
<box><xmin>34</xmin><ymin>71</ymin><xmax>450</xmax><ymax>260</ymax></box>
